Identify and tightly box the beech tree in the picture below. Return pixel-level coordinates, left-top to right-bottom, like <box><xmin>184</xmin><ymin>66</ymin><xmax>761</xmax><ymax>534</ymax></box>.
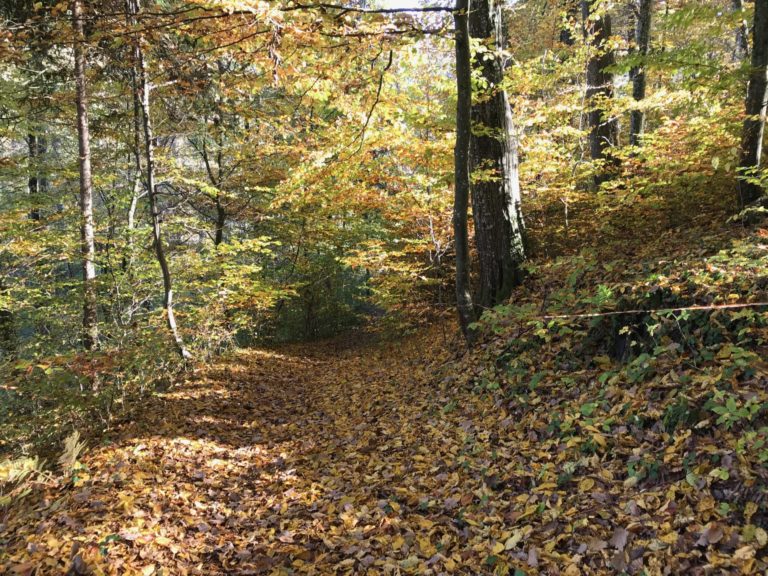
<box><xmin>453</xmin><ymin>0</ymin><xmax>475</xmax><ymax>341</ymax></box>
<box><xmin>468</xmin><ymin>0</ymin><xmax>525</xmax><ymax>310</ymax></box>
<box><xmin>738</xmin><ymin>0</ymin><xmax>768</xmax><ymax>206</ymax></box>
<box><xmin>629</xmin><ymin>0</ymin><xmax>652</xmax><ymax>146</ymax></box>
<box><xmin>582</xmin><ymin>0</ymin><xmax>618</xmax><ymax>183</ymax></box>
<box><xmin>72</xmin><ymin>0</ymin><xmax>99</xmax><ymax>351</ymax></box>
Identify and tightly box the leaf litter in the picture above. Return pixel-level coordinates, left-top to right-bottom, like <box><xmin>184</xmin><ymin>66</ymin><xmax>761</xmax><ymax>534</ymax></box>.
<box><xmin>3</xmin><ymin>223</ymin><xmax>768</xmax><ymax>575</ymax></box>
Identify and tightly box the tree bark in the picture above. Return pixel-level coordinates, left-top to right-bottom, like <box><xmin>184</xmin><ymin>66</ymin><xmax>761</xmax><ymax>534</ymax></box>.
<box><xmin>129</xmin><ymin>0</ymin><xmax>191</xmax><ymax>359</ymax></box>
<box><xmin>738</xmin><ymin>0</ymin><xmax>768</xmax><ymax>207</ymax></box>
<box><xmin>469</xmin><ymin>0</ymin><xmax>525</xmax><ymax>309</ymax></box>
<box><xmin>582</xmin><ymin>0</ymin><xmax>619</xmax><ymax>184</ymax></box>
<box><xmin>629</xmin><ymin>0</ymin><xmax>652</xmax><ymax>146</ymax></box>
<box><xmin>215</xmin><ymin>200</ymin><xmax>226</xmax><ymax>246</ymax></box>
<box><xmin>213</xmin><ymin>111</ymin><xmax>226</xmax><ymax>247</ymax></box>
<box><xmin>733</xmin><ymin>0</ymin><xmax>750</xmax><ymax>62</ymax></box>
<box><xmin>200</xmin><ymin>109</ymin><xmax>227</xmax><ymax>247</ymax></box>
<box><xmin>124</xmin><ymin>9</ymin><xmax>145</xmax><ymax>280</ymax></box>
<box><xmin>73</xmin><ymin>0</ymin><xmax>99</xmax><ymax>351</ymax></box>
<box><xmin>453</xmin><ymin>0</ymin><xmax>476</xmax><ymax>343</ymax></box>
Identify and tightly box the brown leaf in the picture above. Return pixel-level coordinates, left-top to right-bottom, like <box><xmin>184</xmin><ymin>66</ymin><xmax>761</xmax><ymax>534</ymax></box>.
<box><xmin>610</xmin><ymin>551</ymin><xmax>628</xmax><ymax>572</ymax></box>
<box><xmin>527</xmin><ymin>546</ymin><xmax>539</xmax><ymax>567</ymax></box>
<box><xmin>609</xmin><ymin>527</ymin><xmax>629</xmax><ymax>551</ymax></box>
<box><xmin>277</xmin><ymin>530</ymin><xmax>295</xmax><ymax>543</ymax></box>
<box><xmin>696</xmin><ymin>523</ymin><xmax>724</xmax><ymax>547</ymax></box>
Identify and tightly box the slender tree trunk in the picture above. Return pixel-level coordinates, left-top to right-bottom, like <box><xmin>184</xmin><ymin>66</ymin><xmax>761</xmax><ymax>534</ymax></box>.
<box><xmin>453</xmin><ymin>0</ymin><xmax>476</xmax><ymax>343</ymax></box>
<box><xmin>73</xmin><ymin>0</ymin><xmax>99</xmax><ymax>351</ymax></box>
<box><xmin>26</xmin><ymin>47</ymin><xmax>48</xmax><ymax>222</ymax></box>
<box><xmin>733</xmin><ymin>0</ymin><xmax>750</xmax><ymax>62</ymax></box>
<box><xmin>124</xmin><ymin>14</ymin><xmax>145</xmax><ymax>279</ymax></box>
<box><xmin>213</xmin><ymin>110</ymin><xmax>226</xmax><ymax>246</ymax></box>
<box><xmin>129</xmin><ymin>0</ymin><xmax>191</xmax><ymax>359</ymax></box>
<box><xmin>27</xmin><ymin>134</ymin><xmax>46</xmax><ymax>221</ymax></box>
<box><xmin>469</xmin><ymin>0</ymin><xmax>525</xmax><ymax>309</ymax></box>
<box><xmin>738</xmin><ymin>0</ymin><xmax>768</xmax><ymax>207</ymax></box>
<box><xmin>582</xmin><ymin>0</ymin><xmax>619</xmax><ymax>184</ymax></box>
<box><xmin>629</xmin><ymin>0</ymin><xmax>652</xmax><ymax>146</ymax></box>
<box><xmin>120</xmin><ymin>2</ymin><xmax>146</xmax><ymax>324</ymax></box>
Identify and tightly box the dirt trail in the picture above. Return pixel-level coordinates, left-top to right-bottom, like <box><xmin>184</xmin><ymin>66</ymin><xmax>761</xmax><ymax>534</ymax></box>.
<box><xmin>2</xmin><ymin>329</ymin><xmax>490</xmax><ymax>575</ymax></box>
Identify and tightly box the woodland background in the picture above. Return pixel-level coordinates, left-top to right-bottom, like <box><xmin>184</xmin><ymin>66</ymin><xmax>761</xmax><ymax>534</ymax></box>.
<box><xmin>1</xmin><ymin>0</ymin><xmax>768</xmax><ymax>574</ymax></box>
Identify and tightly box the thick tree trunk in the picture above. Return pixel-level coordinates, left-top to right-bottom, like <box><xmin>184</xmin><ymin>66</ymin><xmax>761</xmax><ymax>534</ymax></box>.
<box><xmin>215</xmin><ymin>200</ymin><xmax>226</xmax><ymax>246</ymax></box>
<box><xmin>129</xmin><ymin>0</ymin><xmax>191</xmax><ymax>359</ymax></box>
<box><xmin>453</xmin><ymin>0</ymin><xmax>476</xmax><ymax>343</ymax></box>
<box><xmin>738</xmin><ymin>0</ymin><xmax>768</xmax><ymax>207</ymax></box>
<box><xmin>629</xmin><ymin>0</ymin><xmax>652</xmax><ymax>146</ymax></box>
<box><xmin>73</xmin><ymin>0</ymin><xmax>99</xmax><ymax>351</ymax></box>
<box><xmin>582</xmin><ymin>0</ymin><xmax>619</xmax><ymax>184</ymax></box>
<box><xmin>469</xmin><ymin>0</ymin><xmax>525</xmax><ymax>309</ymax></box>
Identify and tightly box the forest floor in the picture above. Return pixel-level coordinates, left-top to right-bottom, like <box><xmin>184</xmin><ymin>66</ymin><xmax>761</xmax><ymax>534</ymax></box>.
<box><xmin>3</xmin><ymin>300</ymin><xmax>768</xmax><ymax>576</ymax></box>
<box><xmin>1</xmin><ymin>326</ymin><xmax>487</xmax><ymax>576</ymax></box>
<box><xmin>4</xmin><ymin>190</ymin><xmax>768</xmax><ymax>575</ymax></box>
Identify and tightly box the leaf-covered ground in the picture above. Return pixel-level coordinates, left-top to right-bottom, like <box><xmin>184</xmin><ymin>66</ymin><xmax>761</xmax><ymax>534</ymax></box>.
<box><xmin>3</xmin><ymin>203</ymin><xmax>768</xmax><ymax>575</ymax></box>
<box><xmin>2</xmin><ymin>330</ymin><xmax>483</xmax><ymax>575</ymax></box>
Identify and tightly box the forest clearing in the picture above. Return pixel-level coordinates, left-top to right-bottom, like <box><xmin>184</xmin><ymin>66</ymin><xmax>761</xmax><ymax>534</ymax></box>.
<box><xmin>2</xmin><ymin>0</ymin><xmax>768</xmax><ymax>574</ymax></box>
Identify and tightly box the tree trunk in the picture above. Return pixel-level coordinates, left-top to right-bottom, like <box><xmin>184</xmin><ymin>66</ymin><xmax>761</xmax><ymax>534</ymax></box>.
<box><xmin>738</xmin><ymin>0</ymin><xmax>768</xmax><ymax>207</ymax></box>
<box><xmin>582</xmin><ymin>0</ymin><xmax>619</xmax><ymax>184</ymax></box>
<box><xmin>215</xmin><ymin>200</ymin><xmax>226</xmax><ymax>246</ymax></box>
<box><xmin>73</xmin><ymin>0</ymin><xmax>99</xmax><ymax>351</ymax></box>
<box><xmin>213</xmin><ymin>111</ymin><xmax>226</xmax><ymax>246</ymax></box>
<box><xmin>26</xmin><ymin>45</ymin><xmax>49</xmax><ymax>222</ymax></box>
<box><xmin>629</xmin><ymin>0</ymin><xmax>652</xmax><ymax>146</ymax></box>
<box><xmin>124</xmin><ymin>10</ymin><xmax>144</xmax><ymax>280</ymax></box>
<box><xmin>453</xmin><ymin>0</ymin><xmax>476</xmax><ymax>343</ymax></box>
<box><xmin>129</xmin><ymin>0</ymin><xmax>191</xmax><ymax>359</ymax></box>
<box><xmin>733</xmin><ymin>0</ymin><xmax>750</xmax><ymax>62</ymax></box>
<box><xmin>469</xmin><ymin>0</ymin><xmax>525</xmax><ymax>309</ymax></box>
<box><xmin>27</xmin><ymin>134</ymin><xmax>45</xmax><ymax>221</ymax></box>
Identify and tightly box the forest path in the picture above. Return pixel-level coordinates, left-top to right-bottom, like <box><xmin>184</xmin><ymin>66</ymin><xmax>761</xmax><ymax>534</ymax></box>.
<box><xmin>4</xmin><ymin>326</ymin><xmax>498</xmax><ymax>575</ymax></box>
